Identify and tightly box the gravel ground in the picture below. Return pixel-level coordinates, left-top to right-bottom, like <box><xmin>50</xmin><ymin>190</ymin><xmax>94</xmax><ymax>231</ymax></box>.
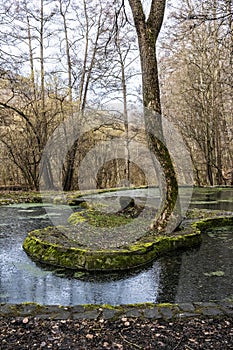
<box><xmin>1</xmin><ymin>316</ymin><xmax>233</xmax><ymax>349</ymax></box>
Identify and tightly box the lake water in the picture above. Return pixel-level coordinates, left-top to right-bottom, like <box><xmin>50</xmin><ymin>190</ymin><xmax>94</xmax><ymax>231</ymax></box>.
<box><xmin>0</xmin><ymin>187</ymin><xmax>233</xmax><ymax>305</ymax></box>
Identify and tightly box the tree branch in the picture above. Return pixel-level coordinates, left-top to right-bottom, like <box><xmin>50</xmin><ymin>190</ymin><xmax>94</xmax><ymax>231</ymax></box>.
<box><xmin>0</xmin><ymin>102</ymin><xmax>41</xmax><ymax>147</ymax></box>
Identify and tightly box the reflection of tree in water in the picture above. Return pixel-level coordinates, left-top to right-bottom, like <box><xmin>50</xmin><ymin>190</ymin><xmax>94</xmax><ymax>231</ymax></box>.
<box><xmin>156</xmin><ymin>252</ymin><xmax>184</xmax><ymax>304</ymax></box>
<box><xmin>190</xmin><ymin>188</ymin><xmax>233</xmax><ymax>211</ymax></box>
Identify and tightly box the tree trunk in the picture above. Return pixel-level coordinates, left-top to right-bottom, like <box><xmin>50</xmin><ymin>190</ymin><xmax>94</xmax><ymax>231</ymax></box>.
<box><xmin>62</xmin><ymin>1</ymin><xmax>103</xmax><ymax>190</ymax></box>
<box><xmin>128</xmin><ymin>0</ymin><xmax>180</xmax><ymax>233</ymax></box>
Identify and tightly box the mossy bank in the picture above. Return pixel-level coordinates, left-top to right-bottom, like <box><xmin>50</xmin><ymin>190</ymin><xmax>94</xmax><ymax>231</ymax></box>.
<box><xmin>23</xmin><ymin>208</ymin><xmax>233</xmax><ymax>272</ymax></box>
<box><xmin>1</xmin><ymin>300</ymin><xmax>233</xmax><ymax>320</ymax></box>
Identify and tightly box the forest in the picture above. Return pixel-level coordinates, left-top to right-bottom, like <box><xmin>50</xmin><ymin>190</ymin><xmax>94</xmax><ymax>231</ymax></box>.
<box><xmin>0</xmin><ymin>0</ymin><xmax>232</xmax><ymax>191</ymax></box>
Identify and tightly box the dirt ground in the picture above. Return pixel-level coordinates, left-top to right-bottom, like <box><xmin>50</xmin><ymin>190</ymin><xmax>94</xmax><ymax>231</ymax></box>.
<box><xmin>1</xmin><ymin>316</ymin><xmax>233</xmax><ymax>349</ymax></box>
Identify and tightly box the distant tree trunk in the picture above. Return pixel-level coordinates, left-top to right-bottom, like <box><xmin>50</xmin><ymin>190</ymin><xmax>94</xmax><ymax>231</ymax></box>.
<box><xmin>128</xmin><ymin>0</ymin><xmax>180</xmax><ymax>233</ymax></box>
<box><xmin>114</xmin><ymin>33</ymin><xmax>131</xmax><ymax>185</ymax></box>
<box><xmin>62</xmin><ymin>0</ymin><xmax>103</xmax><ymax>191</ymax></box>
<box><xmin>62</xmin><ymin>140</ymin><xmax>78</xmax><ymax>191</ymax></box>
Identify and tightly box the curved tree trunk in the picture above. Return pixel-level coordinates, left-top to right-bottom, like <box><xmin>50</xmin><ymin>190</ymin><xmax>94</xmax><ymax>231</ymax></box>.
<box><xmin>128</xmin><ymin>0</ymin><xmax>180</xmax><ymax>233</ymax></box>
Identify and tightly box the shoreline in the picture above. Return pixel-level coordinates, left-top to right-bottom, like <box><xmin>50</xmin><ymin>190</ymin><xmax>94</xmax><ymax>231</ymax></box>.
<box><xmin>1</xmin><ymin>299</ymin><xmax>233</xmax><ymax>320</ymax></box>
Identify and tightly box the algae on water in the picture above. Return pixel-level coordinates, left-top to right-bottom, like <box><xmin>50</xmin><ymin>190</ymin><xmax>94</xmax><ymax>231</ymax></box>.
<box><xmin>204</xmin><ymin>271</ymin><xmax>225</xmax><ymax>277</ymax></box>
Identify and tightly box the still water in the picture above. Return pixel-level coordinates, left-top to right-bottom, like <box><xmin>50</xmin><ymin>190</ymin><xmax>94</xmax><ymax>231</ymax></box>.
<box><xmin>0</xmin><ymin>188</ymin><xmax>233</xmax><ymax>305</ymax></box>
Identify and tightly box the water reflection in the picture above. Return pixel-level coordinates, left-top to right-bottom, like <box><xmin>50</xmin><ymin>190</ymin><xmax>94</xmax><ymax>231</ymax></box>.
<box><xmin>190</xmin><ymin>188</ymin><xmax>233</xmax><ymax>211</ymax></box>
<box><xmin>175</xmin><ymin>231</ymin><xmax>233</xmax><ymax>302</ymax></box>
<box><xmin>156</xmin><ymin>252</ymin><xmax>184</xmax><ymax>304</ymax></box>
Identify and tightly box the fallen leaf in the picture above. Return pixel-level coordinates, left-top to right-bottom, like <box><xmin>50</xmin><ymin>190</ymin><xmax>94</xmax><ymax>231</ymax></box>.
<box><xmin>86</xmin><ymin>334</ymin><xmax>94</xmax><ymax>340</ymax></box>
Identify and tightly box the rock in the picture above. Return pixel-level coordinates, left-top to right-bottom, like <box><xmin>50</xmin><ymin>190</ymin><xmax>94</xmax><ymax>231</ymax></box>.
<box><xmin>119</xmin><ymin>196</ymin><xmax>135</xmax><ymax>210</ymax></box>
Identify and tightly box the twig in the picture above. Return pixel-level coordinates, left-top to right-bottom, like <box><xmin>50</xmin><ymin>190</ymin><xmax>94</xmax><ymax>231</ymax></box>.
<box><xmin>119</xmin><ymin>332</ymin><xmax>143</xmax><ymax>349</ymax></box>
<box><xmin>173</xmin><ymin>336</ymin><xmax>184</xmax><ymax>350</ymax></box>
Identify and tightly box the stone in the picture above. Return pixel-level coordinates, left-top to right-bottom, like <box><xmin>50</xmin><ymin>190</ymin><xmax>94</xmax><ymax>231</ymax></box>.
<box><xmin>201</xmin><ymin>307</ymin><xmax>223</xmax><ymax>317</ymax></box>
<box><xmin>52</xmin><ymin>311</ymin><xmax>71</xmax><ymax>320</ymax></box>
<box><xmin>178</xmin><ymin>303</ymin><xmax>195</xmax><ymax>312</ymax></box>
<box><xmin>20</xmin><ymin>304</ymin><xmax>43</xmax><ymax>316</ymax></box>
<box><xmin>71</xmin><ymin>305</ymin><xmax>85</xmax><ymax>313</ymax></box>
<box><xmin>124</xmin><ymin>309</ymin><xmax>141</xmax><ymax>317</ymax></box>
<box><xmin>0</xmin><ymin>304</ymin><xmax>16</xmax><ymax>315</ymax></box>
<box><xmin>219</xmin><ymin>300</ymin><xmax>233</xmax><ymax>309</ymax></box>
<box><xmin>81</xmin><ymin>310</ymin><xmax>100</xmax><ymax>320</ymax></box>
<box><xmin>222</xmin><ymin>309</ymin><xmax>233</xmax><ymax>316</ymax></box>
<box><xmin>144</xmin><ymin>307</ymin><xmax>161</xmax><ymax>319</ymax></box>
<box><xmin>159</xmin><ymin>306</ymin><xmax>175</xmax><ymax>319</ymax></box>
<box><xmin>102</xmin><ymin>309</ymin><xmax>118</xmax><ymax>320</ymax></box>
<box><xmin>119</xmin><ymin>196</ymin><xmax>135</xmax><ymax>210</ymax></box>
<box><xmin>194</xmin><ymin>302</ymin><xmax>218</xmax><ymax>308</ymax></box>
<box><xmin>72</xmin><ymin>313</ymin><xmax>87</xmax><ymax>320</ymax></box>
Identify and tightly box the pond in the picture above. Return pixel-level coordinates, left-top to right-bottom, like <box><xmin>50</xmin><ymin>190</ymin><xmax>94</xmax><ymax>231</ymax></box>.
<box><xmin>82</xmin><ymin>186</ymin><xmax>233</xmax><ymax>212</ymax></box>
<box><xmin>0</xmin><ymin>187</ymin><xmax>233</xmax><ymax>306</ymax></box>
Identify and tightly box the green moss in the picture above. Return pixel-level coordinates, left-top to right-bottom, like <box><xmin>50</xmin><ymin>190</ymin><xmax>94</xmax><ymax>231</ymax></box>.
<box><xmin>193</xmin><ymin>216</ymin><xmax>233</xmax><ymax>232</ymax></box>
<box><xmin>127</xmin><ymin>302</ymin><xmax>155</xmax><ymax>309</ymax></box>
<box><xmin>157</xmin><ymin>303</ymin><xmax>178</xmax><ymax>308</ymax></box>
<box><xmin>68</xmin><ymin>211</ymin><xmax>87</xmax><ymax>224</ymax></box>
<box><xmin>101</xmin><ymin>304</ymin><xmax>121</xmax><ymax>310</ymax></box>
<box><xmin>68</xmin><ymin>209</ymin><xmax>133</xmax><ymax>228</ymax></box>
<box><xmin>3</xmin><ymin>302</ymin><xmax>44</xmax><ymax>317</ymax></box>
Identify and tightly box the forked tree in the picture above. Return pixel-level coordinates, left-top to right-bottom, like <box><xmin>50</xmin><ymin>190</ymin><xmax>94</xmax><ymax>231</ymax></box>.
<box><xmin>128</xmin><ymin>0</ymin><xmax>180</xmax><ymax>232</ymax></box>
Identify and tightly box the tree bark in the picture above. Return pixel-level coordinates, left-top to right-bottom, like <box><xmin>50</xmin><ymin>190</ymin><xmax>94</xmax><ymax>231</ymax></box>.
<box><xmin>128</xmin><ymin>0</ymin><xmax>180</xmax><ymax>233</ymax></box>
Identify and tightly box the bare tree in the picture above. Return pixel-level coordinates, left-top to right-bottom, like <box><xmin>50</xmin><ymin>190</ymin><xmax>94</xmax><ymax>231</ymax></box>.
<box><xmin>58</xmin><ymin>0</ymin><xmax>116</xmax><ymax>190</ymax></box>
<box><xmin>0</xmin><ymin>0</ymin><xmax>59</xmax><ymax>189</ymax></box>
<box><xmin>161</xmin><ymin>0</ymin><xmax>233</xmax><ymax>186</ymax></box>
<box><xmin>128</xmin><ymin>0</ymin><xmax>180</xmax><ymax>233</ymax></box>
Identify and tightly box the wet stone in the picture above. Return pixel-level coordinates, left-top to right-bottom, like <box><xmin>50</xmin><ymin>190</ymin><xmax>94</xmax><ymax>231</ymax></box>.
<box><xmin>201</xmin><ymin>307</ymin><xmax>223</xmax><ymax>316</ymax></box>
<box><xmin>52</xmin><ymin>311</ymin><xmax>71</xmax><ymax>320</ymax></box>
<box><xmin>159</xmin><ymin>307</ymin><xmax>175</xmax><ymax>319</ymax></box>
<box><xmin>82</xmin><ymin>310</ymin><xmax>100</xmax><ymax>320</ymax></box>
<box><xmin>219</xmin><ymin>300</ymin><xmax>233</xmax><ymax>309</ymax></box>
<box><xmin>222</xmin><ymin>309</ymin><xmax>233</xmax><ymax>316</ymax></box>
<box><xmin>43</xmin><ymin>306</ymin><xmax>66</xmax><ymax>314</ymax></box>
<box><xmin>72</xmin><ymin>313</ymin><xmax>87</xmax><ymax>320</ymax></box>
<box><xmin>0</xmin><ymin>304</ymin><xmax>15</xmax><ymax>315</ymax></box>
<box><xmin>144</xmin><ymin>307</ymin><xmax>161</xmax><ymax>319</ymax></box>
<box><xmin>194</xmin><ymin>302</ymin><xmax>218</xmax><ymax>308</ymax></box>
<box><xmin>18</xmin><ymin>309</ymin><xmax>34</xmax><ymax>317</ymax></box>
<box><xmin>71</xmin><ymin>305</ymin><xmax>85</xmax><ymax>313</ymax></box>
<box><xmin>178</xmin><ymin>303</ymin><xmax>195</xmax><ymax>312</ymax></box>
<box><xmin>102</xmin><ymin>309</ymin><xmax>118</xmax><ymax>320</ymax></box>
<box><xmin>124</xmin><ymin>308</ymin><xmax>141</xmax><ymax>318</ymax></box>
